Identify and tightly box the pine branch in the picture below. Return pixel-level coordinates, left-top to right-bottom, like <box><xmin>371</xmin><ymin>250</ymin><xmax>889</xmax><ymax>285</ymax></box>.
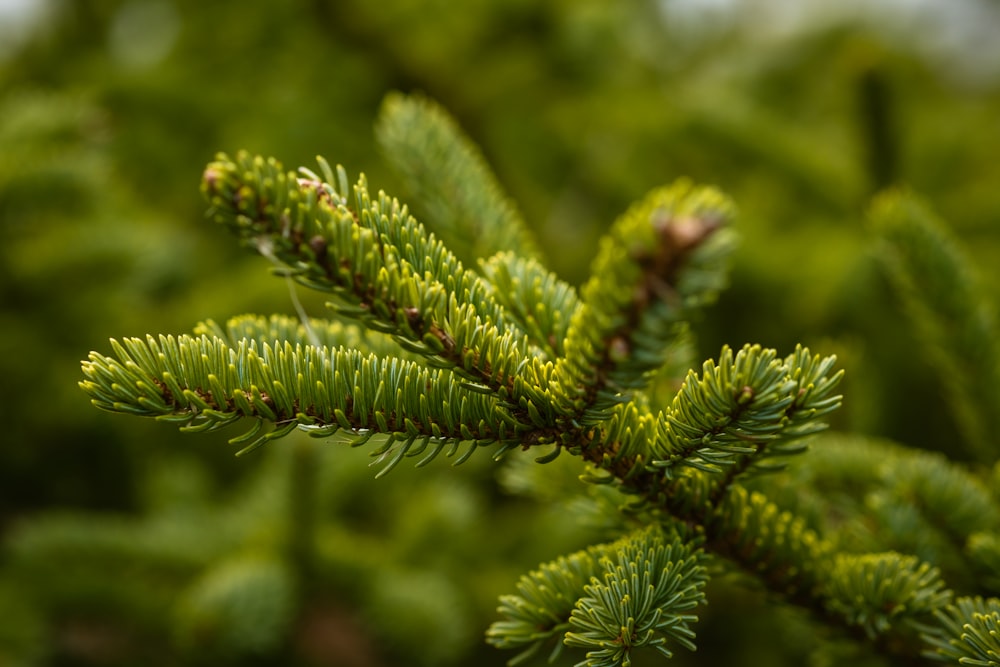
<box><xmin>924</xmin><ymin>596</ymin><xmax>1000</xmax><ymax>665</ymax></box>
<box><xmin>79</xmin><ymin>92</ymin><xmax>945</xmax><ymax>667</ymax></box>
<box><xmin>664</xmin><ymin>474</ymin><xmax>834</xmax><ymax>603</ymax></box>
<box><xmin>653</xmin><ymin>344</ymin><xmax>843</xmax><ymax>487</ymax></box>
<box><xmin>871</xmin><ymin>190</ymin><xmax>1000</xmax><ymax>463</ymax></box>
<box><xmin>563</xmin><ymin>529</ymin><xmax>708</xmax><ymax>666</ymax></box>
<box><xmin>493</xmin><ymin>466</ymin><xmax>955</xmax><ymax>666</ymax></box>
<box><xmin>478</xmin><ymin>251</ymin><xmax>580</xmax><ymax>359</ymax></box>
<box><xmin>824</xmin><ymin>553</ymin><xmax>952</xmax><ymax>640</ymax></box>
<box><xmin>578</xmin><ymin>344</ymin><xmax>842</xmax><ymax>494</ymax></box>
<box><xmin>487</xmin><ymin>527</ymin><xmax>708</xmax><ymax>667</ymax></box>
<box><xmin>80</xmin><ymin>333</ymin><xmax>525</xmax><ymax>471</ymax></box>
<box><xmin>662</xmin><ymin>477</ymin><xmax>951</xmax><ymax>665</ymax></box>
<box><xmin>553</xmin><ymin>180</ymin><xmax>737</xmax><ymax>425</ymax></box>
<box><xmin>488</xmin><ymin>544</ymin><xmax>603</xmax><ymax>665</ymax></box>
<box><xmin>375</xmin><ymin>92</ymin><xmax>542</xmax><ymax>265</ymax></box>
<box><xmin>885</xmin><ymin>449</ymin><xmax>1000</xmax><ymax>587</ymax></box>
<box><xmin>200</xmin><ymin>151</ymin><xmax>594</xmax><ymax>451</ymax></box>
<box><xmin>202</xmin><ymin>152</ymin><xmax>534</xmax><ymax>394</ymax></box>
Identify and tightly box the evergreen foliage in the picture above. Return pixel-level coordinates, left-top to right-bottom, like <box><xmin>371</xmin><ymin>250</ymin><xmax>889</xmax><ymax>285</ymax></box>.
<box><xmin>5</xmin><ymin>4</ymin><xmax>1000</xmax><ymax>666</ymax></box>
<box><xmin>75</xmin><ymin>93</ymin><xmax>1000</xmax><ymax>666</ymax></box>
<box><xmin>869</xmin><ymin>190</ymin><xmax>1000</xmax><ymax>463</ymax></box>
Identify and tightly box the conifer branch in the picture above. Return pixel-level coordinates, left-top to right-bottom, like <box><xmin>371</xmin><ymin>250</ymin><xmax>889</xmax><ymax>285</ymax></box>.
<box><xmin>771</xmin><ymin>434</ymin><xmax>1000</xmax><ymax>563</ymax></box>
<box><xmin>924</xmin><ymin>596</ymin><xmax>1000</xmax><ymax>664</ymax></box>
<box><xmin>652</xmin><ymin>344</ymin><xmax>843</xmax><ymax>486</ymax></box>
<box><xmin>563</xmin><ymin>529</ymin><xmax>708</xmax><ymax>665</ymax></box>
<box><xmin>487</xmin><ymin>527</ymin><xmax>708</xmax><ymax>667</ymax></box>
<box><xmin>201</xmin><ymin>152</ymin><xmax>534</xmax><ymax>395</ymax></box>
<box><xmin>488</xmin><ymin>547</ymin><xmax>596</xmax><ymax>665</ymax></box>
<box><xmin>824</xmin><ymin>553</ymin><xmax>952</xmax><ymax>640</ymax></box>
<box><xmin>83</xmin><ymin>139</ymin><xmax>854</xmax><ymax>663</ymax></box>
<box><xmin>80</xmin><ymin>333</ymin><xmax>524</xmax><ymax>470</ymax></box>
<box><xmin>871</xmin><ymin>190</ymin><xmax>1000</xmax><ymax>463</ymax></box>
<box><xmin>661</xmin><ymin>474</ymin><xmax>834</xmax><ymax>603</ymax></box>
<box><xmin>375</xmin><ymin>92</ymin><xmax>542</xmax><ymax>264</ymax></box>
<box><xmin>553</xmin><ymin>181</ymin><xmax>737</xmax><ymax>425</ymax></box>
<box><xmin>479</xmin><ymin>251</ymin><xmax>580</xmax><ymax>359</ymax></box>
<box><xmin>577</xmin><ymin>344</ymin><xmax>842</xmax><ymax>494</ymax></box>
<box><xmin>659</xmin><ymin>477</ymin><xmax>952</xmax><ymax>665</ymax></box>
<box><xmin>80</xmin><ymin>93</ymin><xmax>966</xmax><ymax>667</ymax></box>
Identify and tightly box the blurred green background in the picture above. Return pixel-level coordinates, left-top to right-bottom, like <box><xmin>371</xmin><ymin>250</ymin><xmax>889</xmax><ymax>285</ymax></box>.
<box><xmin>2</xmin><ymin>0</ymin><xmax>999</xmax><ymax>665</ymax></box>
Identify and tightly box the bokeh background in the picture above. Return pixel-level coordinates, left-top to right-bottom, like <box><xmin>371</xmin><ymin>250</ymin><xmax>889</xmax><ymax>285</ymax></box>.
<box><xmin>2</xmin><ymin>0</ymin><xmax>999</xmax><ymax>665</ymax></box>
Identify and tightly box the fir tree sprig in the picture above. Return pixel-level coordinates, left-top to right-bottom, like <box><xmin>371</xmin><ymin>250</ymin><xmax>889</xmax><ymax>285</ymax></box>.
<box><xmin>924</xmin><ymin>596</ymin><xmax>1000</xmax><ymax>665</ymax></box>
<box><xmin>651</xmin><ymin>343</ymin><xmax>843</xmax><ymax>482</ymax></box>
<box><xmin>765</xmin><ymin>434</ymin><xmax>1000</xmax><ymax>592</ymax></box>
<box><xmin>487</xmin><ymin>527</ymin><xmax>708</xmax><ymax>667</ymax></box>
<box><xmin>823</xmin><ymin>552</ymin><xmax>952</xmax><ymax>640</ymax></box>
<box><xmin>563</xmin><ymin>528</ymin><xmax>708</xmax><ymax>666</ymax></box>
<box><xmin>84</xmin><ymin>145</ymin><xmax>771</xmax><ymax>467</ymax></box>
<box><xmin>871</xmin><ymin>190</ymin><xmax>1000</xmax><ymax>463</ymax></box>
<box><xmin>79</xmin><ymin>92</ymin><xmax>881</xmax><ymax>665</ymax></box>
<box><xmin>553</xmin><ymin>181</ymin><xmax>737</xmax><ymax>425</ymax></box>
<box><xmin>566</xmin><ymin>344</ymin><xmax>842</xmax><ymax>510</ymax></box>
<box><xmin>375</xmin><ymin>92</ymin><xmax>542</xmax><ymax>265</ymax></box>
<box><xmin>487</xmin><ymin>545</ymin><xmax>602</xmax><ymax>665</ymax></box>
<box><xmin>202</xmin><ymin>152</ymin><xmax>535</xmax><ymax>392</ymax></box>
<box><xmin>668</xmin><ymin>476</ymin><xmax>834</xmax><ymax>601</ymax></box>
<box><xmin>80</xmin><ymin>332</ymin><xmax>525</xmax><ymax>467</ymax></box>
<box><xmin>478</xmin><ymin>251</ymin><xmax>580</xmax><ymax>359</ymax></box>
